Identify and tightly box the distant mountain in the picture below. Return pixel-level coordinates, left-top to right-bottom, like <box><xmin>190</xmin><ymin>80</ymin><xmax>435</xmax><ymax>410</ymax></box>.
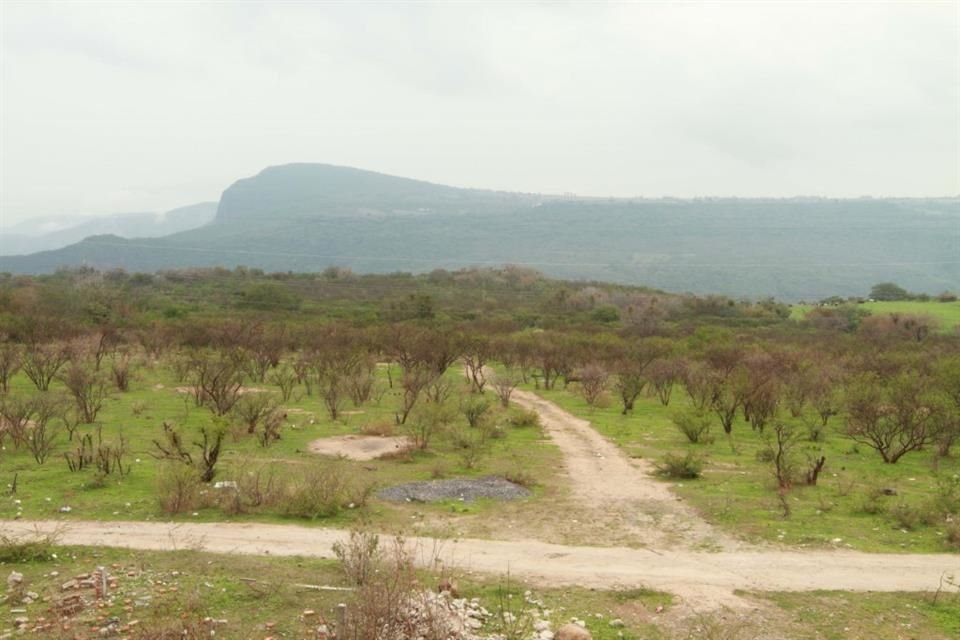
<box><xmin>0</xmin><ymin>164</ymin><xmax>957</xmax><ymax>301</ymax></box>
<box><xmin>0</xmin><ymin>202</ymin><xmax>217</xmax><ymax>256</ymax></box>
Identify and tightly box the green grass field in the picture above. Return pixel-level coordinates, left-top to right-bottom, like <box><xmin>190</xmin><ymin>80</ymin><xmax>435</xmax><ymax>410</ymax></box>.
<box><xmin>791</xmin><ymin>300</ymin><xmax>960</xmax><ymax>331</ymax></box>
<box><xmin>527</xmin><ymin>384</ymin><xmax>960</xmax><ymax>554</ymax></box>
<box><xmin>0</xmin><ymin>362</ymin><xmax>561</xmax><ymax>535</ymax></box>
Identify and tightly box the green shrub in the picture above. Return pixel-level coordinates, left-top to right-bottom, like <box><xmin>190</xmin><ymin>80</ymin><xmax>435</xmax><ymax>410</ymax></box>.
<box><xmin>672</xmin><ymin>410</ymin><xmax>713</xmax><ymax>444</ymax></box>
<box><xmin>0</xmin><ymin>532</ymin><xmax>59</xmax><ymax>564</ymax></box>
<box><xmin>508</xmin><ymin>408</ymin><xmax>540</xmax><ymax>429</ymax></box>
<box><xmin>657</xmin><ymin>452</ymin><xmax>704</xmax><ymax>479</ymax></box>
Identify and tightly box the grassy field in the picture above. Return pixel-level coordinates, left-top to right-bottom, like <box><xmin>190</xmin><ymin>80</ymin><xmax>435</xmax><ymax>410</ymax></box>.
<box><xmin>528</xmin><ymin>385</ymin><xmax>960</xmax><ymax>554</ymax></box>
<box><xmin>0</xmin><ymin>361</ymin><xmax>562</xmax><ymax>536</ymax></box>
<box><xmin>2</xmin><ymin>540</ymin><xmax>958</xmax><ymax>640</ymax></box>
<box><xmin>790</xmin><ymin>300</ymin><xmax>960</xmax><ymax>331</ymax></box>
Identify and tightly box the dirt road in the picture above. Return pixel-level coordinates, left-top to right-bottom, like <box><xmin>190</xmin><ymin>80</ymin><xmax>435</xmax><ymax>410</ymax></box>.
<box><xmin>510</xmin><ymin>389</ymin><xmax>739</xmax><ymax>550</ymax></box>
<box><xmin>4</xmin><ymin>519</ymin><xmax>957</xmax><ymax>608</ymax></box>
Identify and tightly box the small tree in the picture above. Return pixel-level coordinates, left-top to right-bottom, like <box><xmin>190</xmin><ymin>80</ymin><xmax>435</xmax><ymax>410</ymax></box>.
<box><xmin>576</xmin><ymin>363</ymin><xmax>609</xmax><ymax>406</ymax></box>
<box><xmin>232</xmin><ymin>392</ymin><xmax>280</xmax><ymax>434</ymax></box>
<box><xmin>22</xmin><ymin>342</ymin><xmax>71</xmax><ymax>391</ymax></box>
<box><xmin>0</xmin><ymin>342</ymin><xmax>22</xmax><ymax>393</ymax></box>
<box><xmin>191</xmin><ymin>352</ymin><xmax>245</xmax><ymax>416</ymax></box>
<box><xmin>151</xmin><ymin>421</ymin><xmax>226</xmax><ymax>482</ymax></box>
<box><xmin>269</xmin><ymin>364</ymin><xmax>299</xmax><ymax>402</ymax></box>
<box><xmin>59</xmin><ymin>363</ymin><xmax>109</xmax><ymax>423</ymax></box>
<box><xmin>110</xmin><ymin>352</ymin><xmax>132</xmax><ymax>392</ymax></box>
<box><xmin>870</xmin><ymin>282</ymin><xmax>910</xmax><ymax>301</ymax></box>
<box><xmin>846</xmin><ymin>372</ymin><xmax>942</xmax><ymax>464</ymax></box>
<box><xmin>491</xmin><ymin>368</ymin><xmax>519</xmax><ymax>408</ymax></box>
<box><xmin>767</xmin><ymin>422</ymin><xmax>799</xmax><ymax>490</ymax></box>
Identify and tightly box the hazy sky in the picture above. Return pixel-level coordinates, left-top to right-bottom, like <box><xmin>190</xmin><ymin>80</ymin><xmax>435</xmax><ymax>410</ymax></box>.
<box><xmin>1</xmin><ymin>1</ymin><xmax>958</xmax><ymax>223</ymax></box>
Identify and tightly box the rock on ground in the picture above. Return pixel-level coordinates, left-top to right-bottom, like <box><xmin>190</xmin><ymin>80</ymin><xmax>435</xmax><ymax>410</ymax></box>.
<box><xmin>377</xmin><ymin>476</ymin><xmax>531</xmax><ymax>503</ymax></box>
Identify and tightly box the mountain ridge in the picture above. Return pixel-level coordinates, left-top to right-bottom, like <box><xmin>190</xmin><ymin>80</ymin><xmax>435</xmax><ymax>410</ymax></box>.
<box><xmin>1</xmin><ymin>164</ymin><xmax>957</xmax><ymax>300</ymax></box>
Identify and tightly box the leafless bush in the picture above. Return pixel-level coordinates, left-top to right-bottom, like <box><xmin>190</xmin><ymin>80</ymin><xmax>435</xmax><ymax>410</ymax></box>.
<box><xmin>156</xmin><ymin>463</ymin><xmax>202</xmax><ymax>514</ymax></box>
<box><xmin>268</xmin><ymin>364</ymin><xmax>298</xmax><ymax>402</ymax></box>
<box><xmin>22</xmin><ymin>341</ymin><xmax>70</xmax><ymax>391</ymax></box>
<box><xmin>280</xmin><ymin>462</ymin><xmax>353</xmax><ymax>519</ymax></box>
<box><xmin>492</xmin><ymin>369</ymin><xmax>519</xmax><ymax>408</ymax></box>
<box><xmin>59</xmin><ymin>362</ymin><xmax>109</xmax><ymax>423</ymax></box>
<box><xmin>0</xmin><ymin>342</ymin><xmax>22</xmax><ymax>393</ymax></box>
<box><xmin>151</xmin><ymin>421</ymin><xmax>225</xmax><ymax>482</ymax></box>
<box><xmin>575</xmin><ymin>363</ymin><xmax>609</xmax><ymax>406</ymax></box>
<box><xmin>333</xmin><ymin>529</ymin><xmax>382</xmax><ymax>586</ymax></box>
<box><xmin>232</xmin><ymin>391</ymin><xmax>280</xmax><ymax>434</ymax></box>
<box><xmin>110</xmin><ymin>352</ymin><xmax>133</xmax><ymax>391</ymax></box>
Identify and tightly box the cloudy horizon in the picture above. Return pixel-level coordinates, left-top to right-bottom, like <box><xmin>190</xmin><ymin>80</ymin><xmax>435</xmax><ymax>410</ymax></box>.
<box><xmin>1</xmin><ymin>1</ymin><xmax>958</xmax><ymax>225</ymax></box>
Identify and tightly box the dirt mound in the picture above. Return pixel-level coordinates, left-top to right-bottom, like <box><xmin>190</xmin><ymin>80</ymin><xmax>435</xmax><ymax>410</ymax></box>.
<box><xmin>307</xmin><ymin>435</ymin><xmax>411</xmax><ymax>460</ymax></box>
<box><xmin>378</xmin><ymin>476</ymin><xmax>531</xmax><ymax>503</ymax></box>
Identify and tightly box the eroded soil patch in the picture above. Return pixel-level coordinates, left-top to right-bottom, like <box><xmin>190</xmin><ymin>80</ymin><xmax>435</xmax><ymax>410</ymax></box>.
<box><xmin>307</xmin><ymin>434</ymin><xmax>411</xmax><ymax>460</ymax></box>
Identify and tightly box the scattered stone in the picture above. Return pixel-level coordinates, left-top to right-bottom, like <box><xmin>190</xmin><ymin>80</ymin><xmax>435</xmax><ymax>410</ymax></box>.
<box><xmin>555</xmin><ymin>623</ymin><xmax>592</xmax><ymax>640</ymax></box>
<box><xmin>438</xmin><ymin>578</ymin><xmax>460</xmax><ymax>598</ymax></box>
<box><xmin>608</xmin><ymin>618</ymin><xmax>625</xmax><ymax>628</ymax></box>
<box><xmin>378</xmin><ymin>476</ymin><xmax>531</xmax><ymax>503</ymax></box>
<box><xmin>6</xmin><ymin>571</ymin><xmax>23</xmax><ymax>588</ymax></box>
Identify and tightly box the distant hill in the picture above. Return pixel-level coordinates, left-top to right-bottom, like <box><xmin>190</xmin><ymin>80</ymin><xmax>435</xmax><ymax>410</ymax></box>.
<box><xmin>0</xmin><ymin>164</ymin><xmax>957</xmax><ymax>300</ymax></box>
<box><xmin>0</xmin><ymin>202</ymin><xmax>217</xmax><ymax>256</ymax></box>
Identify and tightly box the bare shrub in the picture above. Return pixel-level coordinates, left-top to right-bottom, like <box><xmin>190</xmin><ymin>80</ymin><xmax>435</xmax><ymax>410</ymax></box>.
<box><xmin>232</xmin><ymin>392</ymin><xmax>280</xmax><ymax>434</ymax></box>
<box><xmin>491</xmin><ymin>368</ymin><xmax>519</xmax><ymax>408</ymax></box>
<box><xmin>405</xmin><ymin>402</ymin><xmax>453</xmax><ymax>450</ymax></box>
<box><xmin>110</xmin><ymin>352</ymin><xmax>132</xmax><ymax>391</ymax></box>
<box><xmin>59</xmin><ymin>362</ymin><xmax>109</xmax><ymax>423</ymax></box>
<box><xmin>26</xmin><ymin>415</ymin><xmax>61</xmax><ymax>464</ymax></box>
<box><xmin>157</xmin><ymin>463</ymin><xmax>201</xmax><ymax>515</ymax></box>
<box><xmin>280</xmin><ymin>462</ymin><xmax>352</xmax><ymax>519</ymax></box>
<box><xmin>333</xmin><ymin>529</ymin><xmax>382</xmax><ymax>586</ymax></box>
<box><xmin>151</xmin><ymin>421</ymin><xmax>226</xmax><ymax>482</ymax></box>
<box><xmin>0</xmin><ymin>342</ymin><xmax>22</xmax><ymax>393</ymax></box>
<box><xmin>22</xmin><ymin>341</ymin><xmax>70</xmax><ymax>391</ymax></box>
<box><xmin>575</xmin><ymin>363</ymin><xmax>609</xmax><ymax>406</ymax></box>
<box><xmin>361</xmin><ymin>419</ymin><xmax>395</xmax><ymax>437</ymax></box>
<box><xmin>268</xmin><ymin>364</ymin><xmax>298</xmax><ymax>402</ymax></box>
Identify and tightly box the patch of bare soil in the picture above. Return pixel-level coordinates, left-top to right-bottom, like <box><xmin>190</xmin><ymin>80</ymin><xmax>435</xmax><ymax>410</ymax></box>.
<box><xmin>307</xmin><ymin>434</ymin><xmax>412</xmax><ymax>460</ymax></box>
<box><xmin>174</xmin><ymin>386</ymin><xmax>269</xmax><ymax>396</ymax></box>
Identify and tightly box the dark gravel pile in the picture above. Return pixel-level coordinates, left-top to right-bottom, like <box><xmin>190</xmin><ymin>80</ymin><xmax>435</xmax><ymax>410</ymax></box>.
<box><xmin>377</xmin><ymin>476</ymin><xmax>531</xmax><ymax>503</ymax></box>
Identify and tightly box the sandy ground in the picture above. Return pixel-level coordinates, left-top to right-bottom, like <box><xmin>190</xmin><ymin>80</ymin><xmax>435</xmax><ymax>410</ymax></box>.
<box><xmin>307</xmin><ymin>434</ymin><xmax>412</xmax><ymax>460</ymax></box>
<box><xmin>7</xmin><ymin>390</ymin><xmax>959</xmax><ymax>609</ymax></box>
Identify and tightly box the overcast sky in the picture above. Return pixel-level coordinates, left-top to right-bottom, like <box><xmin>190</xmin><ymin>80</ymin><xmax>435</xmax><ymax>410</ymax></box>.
<box><xmin>1</xmin><ymin>1</ymin><xmax>957</xmax><ymax>224</ymax></box>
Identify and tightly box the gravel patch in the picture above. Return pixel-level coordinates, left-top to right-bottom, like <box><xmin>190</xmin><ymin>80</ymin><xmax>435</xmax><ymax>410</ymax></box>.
<box><xmin>378</xmin><ymin>476</ymin><xmax>531</xmax><ymax>503</ymax></box>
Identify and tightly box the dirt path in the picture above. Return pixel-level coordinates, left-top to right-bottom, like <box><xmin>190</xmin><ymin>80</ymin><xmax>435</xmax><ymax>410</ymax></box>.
<box><xmin>510</xmin><ymin>389</ymin><xmax>740</xmax><ymax>550</ymax></box>
<box><xmin>4</xmin><ymin>519</ymin><xmax>957</xmax><ymax>609</ymax></box>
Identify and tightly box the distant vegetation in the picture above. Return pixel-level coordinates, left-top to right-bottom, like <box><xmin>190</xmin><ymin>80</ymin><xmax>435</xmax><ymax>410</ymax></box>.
<box><xmin>0</xmin><ymin>266</ymin><xmax>958</xmax><ymax>553</ymax></box>
<box><xmin>0</xmin><ymin>163</ymin><xmax>956</xmax><ymax>300</ymax></box>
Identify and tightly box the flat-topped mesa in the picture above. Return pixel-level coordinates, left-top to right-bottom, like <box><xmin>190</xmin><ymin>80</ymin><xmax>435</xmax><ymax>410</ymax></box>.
<box><xmin>213</xmin><ymin>163</ymin><xmax>538</xmax><ymax>224</ymax></box>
